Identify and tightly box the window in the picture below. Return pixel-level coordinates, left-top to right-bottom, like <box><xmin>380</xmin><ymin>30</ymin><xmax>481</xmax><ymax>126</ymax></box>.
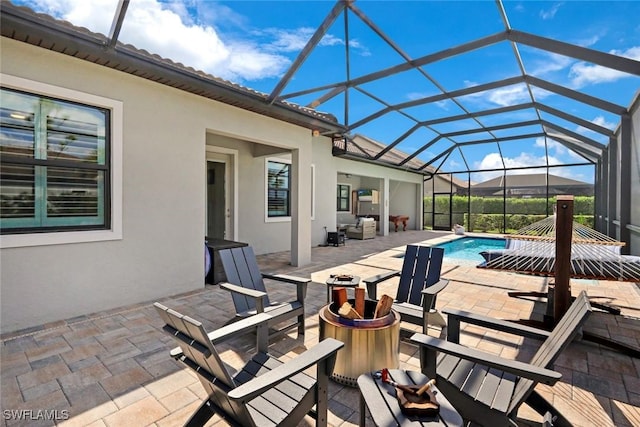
<box><xmin>267</xmin><ymin>160</ymin><xmax>290</xmax><ymax>217</ymax></box>
<box><xmin>337</xmin><ymin>184</ymin><xmax>350</xmax><ymax>211</ymax></box>
<box><xmin>1</xmin><ymin>86</ymin><xmax>110</xmax><ymax>235</ymax></box>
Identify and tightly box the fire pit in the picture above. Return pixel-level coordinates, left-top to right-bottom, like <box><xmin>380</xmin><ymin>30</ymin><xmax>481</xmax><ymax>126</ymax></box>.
<box><xmin>319</xmin><ymin>299</ymin><xmax>400</xmax><ymax>387</ymax></box>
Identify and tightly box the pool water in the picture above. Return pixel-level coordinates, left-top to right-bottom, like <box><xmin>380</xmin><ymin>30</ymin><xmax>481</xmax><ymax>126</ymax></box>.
<box><xmin>436</xmin><ymin>237</ymin><xmax>506</xmax><ymax>263</ymax></box>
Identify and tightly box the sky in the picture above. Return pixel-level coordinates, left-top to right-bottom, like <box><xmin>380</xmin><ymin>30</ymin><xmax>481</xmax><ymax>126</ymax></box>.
<box><xmin>14</xmin><ymin>0</ymin><xmax>640</xmax><ymax>184</ymax></box>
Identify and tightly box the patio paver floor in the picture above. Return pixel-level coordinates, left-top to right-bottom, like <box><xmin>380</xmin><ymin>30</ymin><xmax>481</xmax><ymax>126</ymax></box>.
<box><xmin>2</xmin><ymin>230</ymin><xmax>639</xmax><ymax>426</ymax></box>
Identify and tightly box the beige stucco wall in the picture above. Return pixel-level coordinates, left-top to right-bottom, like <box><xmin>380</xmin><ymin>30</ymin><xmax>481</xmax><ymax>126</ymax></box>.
<box><xmin>333</xmin><ymin>157</ymin><xmax>423</xmax><ymax>233</ymax></box>
<box><xmin>205</xmin><ymin>132</ymin><xmax>318</xmax><ymax>255</ymax></box>
<box><xmin>0</xmin><ymin>37</ymin><xmax>312</xmax><ymax>333</ymax></box>
<box><xmin>204</xmin><ymin>134</ymin><xmax>424</xmax><ymax>251</ymax></box>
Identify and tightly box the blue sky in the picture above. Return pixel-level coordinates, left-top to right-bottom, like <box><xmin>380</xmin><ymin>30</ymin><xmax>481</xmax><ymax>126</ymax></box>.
<box><xmin>15</xmin><ymin>0</ymin><xmax>640</xmax><ymax>184</ymax></box>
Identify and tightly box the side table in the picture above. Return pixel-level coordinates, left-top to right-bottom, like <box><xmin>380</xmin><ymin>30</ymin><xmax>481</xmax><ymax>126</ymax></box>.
<box><xmin>357</xmin><ymin>369</ymin><xmax>463</xmax><ymax>427</ymax></box>
<box><xmin>325</xmin><ymin>275</ymin><xmax>360</xmax><ymax>303</ymax></box>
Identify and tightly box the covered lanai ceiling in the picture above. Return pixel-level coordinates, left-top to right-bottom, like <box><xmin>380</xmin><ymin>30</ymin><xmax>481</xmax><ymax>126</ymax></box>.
<box><xmin>3</xmin><ymin>0</ymin><xmax>640</xmax><ymax>182</ymax></box>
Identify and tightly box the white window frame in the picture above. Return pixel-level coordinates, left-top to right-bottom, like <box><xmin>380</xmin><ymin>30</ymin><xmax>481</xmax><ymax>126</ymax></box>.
<box><xmin>0</xmin><ymin>74</ymin><xmax>123</xmax><ymax>248</ymax></box>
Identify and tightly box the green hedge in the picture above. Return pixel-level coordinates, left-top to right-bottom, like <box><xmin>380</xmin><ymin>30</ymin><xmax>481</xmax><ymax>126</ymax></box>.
<box><xmin>424</xmin><ymin>196</ymin><xmax>594</xmax><ymax>232</ymax></box>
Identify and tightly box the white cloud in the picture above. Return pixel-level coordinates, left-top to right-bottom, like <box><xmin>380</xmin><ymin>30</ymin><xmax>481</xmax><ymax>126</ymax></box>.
<box><xmin>475</xmin><ymin>151</ymin><xmax>547</xmax><ymax>172</ymax></box>
<box><xmin>575</xmin><ymin>115</ymin><xmax>617</xmax><ymax>135</ymax></box>
<box><xmin>535</xmin><ymin>136</ymin><xmax>569</xmax><ymax>157</ymax></box>
<box><xmin>19</xmin><ymin>0</ymin><xmax>368</xmax><ymax>83</ymax></box>
<box><xmin>574</xmin><ymin>35</ymin><xmax>601</xmax><ymax>48</ymax></box>
<box><xmin>569</xmin><ymin>46</ymin><xmax>640</xmax><ymax>88</ymax></box>
<box><xmin>348</xmin><ymin>39</ymin><xmax>371</xmax><ymax>57</ymax></box>
<box><xmin>262</xmin><ymin>28</ymin><xmax>317</xmax><ymax>52</ymax></box>
<box><xmin>486</xmin><ymin>85</ymin><xmax>531</xmax><ymax>106</ymax></box>
<box><xmin>536</xmin><ymin>136</ymin><xmax>593</xmax><ymax>162</ymax></box>
<box><xmin>533</xmin><ymin>136</ymin><xmax>546</xmax><ymax>149</ymax></box>
<box><xmin>529</xmin><ymin>52</ymin><xmax>573</xmax><ymax>77</ymax></box>
<box><xmin>123</xmin><ymin>0</ymin><xmax>284</xmax><ymax>82</ymax></box>
<box><xmin>470</xmin><ymin>148</ymin><xmax>589</xmax><ymax>182</ymax></box>
<box><xmin>539</xmin><ymin>2</ymin><xmax>564</xmax><ymax>20</ymax></box>
<box><xmin>260</xmin><ymin>28</ymin><xmax>368</xmax><ymax>56</ymax></box>
<box><xmin>406</xmin><ymin>92</ymin><xmax>428</xmax><ymax>101</ymax></box>
<box><xmin>461</xmin><ymin>84</ymin><xmax>550</xmax><ymax>108</ymax></box>
<box><xmin>592</xmin><ymin>116</ymin><xmax>616</xmax><ymax>129</ymax></box>
<box><xmin>435</xmin><ymin>100</ymin><xmax>450</xmax><ymax>110</ymax></box>
<box><xmin>26</xmin><ymin>0</ymin><xmax>115</xmax><ymax>34</ymax></box>
<box><xmin>448</xmin><ymin>159</ymin><xmax>461</xmax><ymax>169</ymax></box>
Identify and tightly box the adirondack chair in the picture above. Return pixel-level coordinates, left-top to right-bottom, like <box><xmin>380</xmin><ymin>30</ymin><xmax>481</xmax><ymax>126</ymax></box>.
<box><xmin>218</xmin><ymin>246</ymin><xmax>308</xmax><ymax>341</ymax></box>
<box><xmin>154</xmin><ymin>302</ymin><xmax>344</xmax><ymax>427</ymax></box>
<box><xmin>411</xmin><ymin>290</ymin><xmax>592</xmax><ymax>427</ymax></box>
<box><xmin>364</xmin><ymin>245</ymin><xmax>449</xmax><ymax>332</ymax></box>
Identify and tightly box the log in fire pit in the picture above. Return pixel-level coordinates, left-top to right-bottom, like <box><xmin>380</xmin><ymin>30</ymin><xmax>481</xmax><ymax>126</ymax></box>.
<box><xmin>319</xmin><ymin>299</ymin><xmax>400</xmax><ymax>387</ymax></box>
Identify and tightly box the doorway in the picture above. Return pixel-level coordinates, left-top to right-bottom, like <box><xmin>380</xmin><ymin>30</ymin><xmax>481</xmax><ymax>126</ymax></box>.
<box><xmin>432</xmin><ymin>192</ymin><xmax>452</xmax><ymax>231</ymax></box>
<box><xmin>206</xmin><ymin>160</ymin><xmax>228</xmax><ymax>240</ymax></box>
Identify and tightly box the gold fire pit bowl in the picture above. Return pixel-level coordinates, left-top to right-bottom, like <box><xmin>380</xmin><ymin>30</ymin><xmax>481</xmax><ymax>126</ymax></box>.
<box><xmin>319</xmin><ymin>299</ymin><xmax>400</xmax><ymax>387</ymax></box>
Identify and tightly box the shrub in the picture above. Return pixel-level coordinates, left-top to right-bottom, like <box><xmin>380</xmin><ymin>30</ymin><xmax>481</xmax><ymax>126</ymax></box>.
<box><xmin>424</xmin><ymin>195</ymin><xmax>594</xmax><ymax>231</ymax></box>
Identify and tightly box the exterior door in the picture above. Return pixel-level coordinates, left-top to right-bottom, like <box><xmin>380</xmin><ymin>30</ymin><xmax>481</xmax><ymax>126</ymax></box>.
<box><xmin>206</xmin><ymin>160</ymin><xmax>227</xmax><ymax>240</ymax></box>
<box><xmin>432</xmin><ymin>192</ymin><xmax>452</xmax><ymax>231</ymax></box>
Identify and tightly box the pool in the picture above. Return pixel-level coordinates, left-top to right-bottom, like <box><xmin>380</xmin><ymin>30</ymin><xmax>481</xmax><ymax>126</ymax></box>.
<box><xmin>435</xmin><ymin>237</ymin><xmax>506</xmax><ymax>264</ymax></box>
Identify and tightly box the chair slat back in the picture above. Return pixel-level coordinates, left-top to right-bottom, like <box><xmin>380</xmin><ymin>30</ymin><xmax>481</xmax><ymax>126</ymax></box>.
<box><xmin>154</xmin><ymin>303</ymin><xmax>237</xmax><ymax>388</ymax></box>
<box><xmin>508</xmin><ymin>291</ymin><xmax>591</xmax><ymax>413</ymax></box>
<box><xmin>397</xmin><ymin>245</ymin><xmax>445</xmax><ymax>307</ymax></box>
<box><xmin>219</xmin><ymin>246</ymin><xmax>271</xmax><ymax>313</ymax></box>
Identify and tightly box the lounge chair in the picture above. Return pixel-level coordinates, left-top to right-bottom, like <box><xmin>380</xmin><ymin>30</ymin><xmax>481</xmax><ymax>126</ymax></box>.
<box><xmin>154</xmin><ymin>302</ymin><xmax>344</xmax><ymax>427</ymax></box>
<box><xmin>346</xmin><ymin>218</ymin><xmax>376</xmax><ymax>240</ymax></box>
<box><xmin>218</xmin><ymin>246</ymin><xmax>308</xmax><ymax>341</ymax></box>
<box><xmin>411</xmin><ymin>290</ymin><xmax>592</xmax><ymax>427</ymax></box>
<box><xmin>364</xmin><ymin>245</ymin><xmax>449</xmax><ymax>332</ymax></box>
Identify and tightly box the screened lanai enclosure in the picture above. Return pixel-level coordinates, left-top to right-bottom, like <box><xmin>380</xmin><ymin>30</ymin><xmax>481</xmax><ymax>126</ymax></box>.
<box><xmin>261</xmin><ymin>0</ymin><xmax>638</xmax><ymax>244</ymax></box>
<box><xmin>3</xmin><ymin>0</ymin><xmax>640</xmax><ymax>254</ymax></box>
<box><xmin>263</xmin><ymin>1</ymin><xmax>640</xmax><ymax>251</ymax></box>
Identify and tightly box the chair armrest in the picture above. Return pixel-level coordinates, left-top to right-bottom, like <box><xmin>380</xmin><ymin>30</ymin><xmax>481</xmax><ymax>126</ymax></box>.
<box><xmin>443</xmin><ymin>308</ymin><xmax>550</xmax><ymax>344</ymax></box>
<box><xmin>219</xmin><ymin>282</ymin><xmax>267</xmax><ymax>312</ymax></box>
<box><xmin>420</xmin><ymin>279</ymin><xmax>449</xmax><ymax>314</ymax></box>
<box><xmin>262</xmin><ymin>273</ymin><xmax>310</xmax><ymax>285</ymax></box>
<box><xmin>228</xmin><ymin>338</ymin><xmax>345</xmax><ymax>402</ymax></box>
<box><xmin>206</xmin><ymin>312</ymin><xmax>273</xmax><ymax>345</ymax></box>
<box><xmin>364</xmin><ymin>271</ymin><xmax>400</xmax><ymax>300</ymax></box>
<box><xmin>421</xmin><ymin>278</ymin><xmax>449</xmax><ymax>296</ymax></box>
<box><xmin>169</xmin><ymin>312</ymin><xmax>273</xmax><ymax>359</ymax></box>
<box><xmin>219</xmin><ymin>282</ymin><xmax>267</xmax><ymax>299</ymax></box>
<box><xmin>410</xmin><ymin>333</ymin><xmax>561</xmax><ymax>385</ymax></box>
<box><xmin>262</xmin><ymin>273</ymin><xmax>309</xmax><ymax>302</ymax></box>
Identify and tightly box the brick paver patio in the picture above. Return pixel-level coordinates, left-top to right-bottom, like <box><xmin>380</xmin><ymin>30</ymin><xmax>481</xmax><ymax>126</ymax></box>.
<box><xmin>2</xmin><ymin>230</ymin><xmax>639</xmax><ymax>426</ymax></box>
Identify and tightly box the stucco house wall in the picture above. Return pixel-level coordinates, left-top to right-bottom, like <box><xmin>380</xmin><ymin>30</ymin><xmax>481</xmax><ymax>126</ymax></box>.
<box><xmin>333</xmin><ymin>157</ymin><xmax>423</xmax><ymax>233</ymax></box>
<box><xmin>0</xmin><ymin>36</ymin><xmax>425</xmax><ymax>333</ymax></box>
<box><xmin>389</xmin><ymin>179</ymin><xmax>420</xmax><ymax>231</ymax></box>
<box><xmin>0</xmin><ymin>37</ymin><xmax>314</xmax><ymax>333</ymax></box>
